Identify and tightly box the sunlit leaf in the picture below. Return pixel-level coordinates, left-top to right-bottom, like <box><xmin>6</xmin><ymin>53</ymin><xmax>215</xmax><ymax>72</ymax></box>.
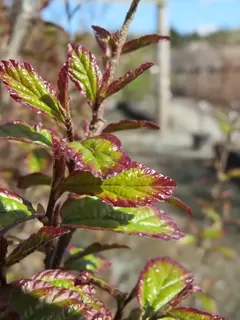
<box><xmin>0</xmin><ymin>121</ymin><xmax>52</xmax><ymax>148</ymax></box>
<box><xmin>0</xmin><ymin>189</ymin><xmax>36</xmax><ymax>234</ymax></box>
<box><xmin>6</xmin><ymin>227</ymin><xmax>69</xmax><ymax>267</ymax></box>
<box><xmin>0</xmin><ymin>60</ymin><xmax>64</xmax><ymax>122</ymax></box>
<box><xmin>68</xmin><ymin>44</ymin><xmax>102</xmax><ymax>102</ymax></box>
<box><xmin>61</xmin><ymin>196</ymin><xmax>183</xmax><ymax>240</ymax></box>
<box><xmin>103</xmin><ymin>120</ymin><xmax>159</xmax><ymax>133</ymax></box>
<box><xmin>65</xmin><ymin>134</ymin><xmax>131</xmax><ymax>178</ymax></box>
<box><xmin>178</xmin><ymin>234</ymin><xmax>197</xmax><ymax>246</ymax></box>
<box><xmin>137</xmin><ymin>257</ymin><xmax>193</xmax><ymax>318</ymax></box>
<box><xmin>92</xmin><ymin>25</ymin><xmax>112</xmax><ymax>57</ymax></box>
<box><xmin>59</xmin><ymin>162</ymin><xmax>176</xmax><ymax>207</ymax></box>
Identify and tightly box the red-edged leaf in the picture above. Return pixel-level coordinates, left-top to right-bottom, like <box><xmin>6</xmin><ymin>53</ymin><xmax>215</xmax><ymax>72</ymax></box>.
<box><xmin>165</xmin><ymin>196</ymin><xmax>192</xmax><ymax>217</ymax></box>
<box><xmin>169</xmin><ymin>307</ymin><xmax>227</xmax><ymax>320</ymax></box>
<box><xmin>59</xmin><ymin>162</ymin><xmax>176</xmax><ymax>207</ymax></box>
<box><xmin>57</xmin><ymin>64</ymin><xmax>69</xmax><ymax>113</ymax></box>
<box><xmin>137</xmin><ymin>257</ymin><xmax>193</xmax><ymax>318</ymax></box>
<box><xmin>68</xmin><ymin>44</ymin><xmax>102</xmax><ymax>102</ymax></box>
<box><xmin>30</xmin><ymin>269</ymin><xmax>112</xmax><ymax>319</ymax></box>
<box><xmin>122</xmin><ymin>34</ymin><xmax>170</xmax><ymax>54</ymax></box>
<box><xmin>61</xmin><ymin>196</ymin><xmax>183</xmax><ymax>240</ymax></box>
<box><xmin>17</xmin><ymin>172</ymin><xmax>51</xmax><ymax>189</ymax></box>
<box><xmin>65</xmin><ymin>134</ymin><xmax>131</xmax><ymax>178</ymax></box>
<box><xmin>78</xmin><ymin>270</ymin><xmax>125</xmax><ymax>298</ymax></box>
<box><xmin>0</xmin><ymin>60</ymin><xmax>65</xmax><ymax>122</ymax></box>
<box><xmin>0</xmin><ymin>189</ymin><xmax>36</xmax><ymax>234</ymax></box>
<box><xmin>6</xmin><ymin>226</ymin><xmax>69</xmax><ymax>267</ymax></box>
<box><xmin>8</xmin><ymin>277</ymin><xmax>112</xmax><ymax>319</ymax></box>
<box><xmin>103</xmin><ymin>120</ymin><xmax>159</xmax><ymax>133</ymax></box>
<box><xmin>92</xmin><ymin>25</ymin><xmax>112</xmax><ymax>57</ymax></box>
<box><xmin>0</xmin><ymin>121</ymin><xmax>52</xmax><ymax>148</ymax></box>
<box><xmin>64</xmin><ymin>246</ymin><xmax>111</xmax><ymax>273</ymax></box>
<box><xmin>104</xmin><ymin>63</ymin><xmax>153</xmax><ymax>98</ymax></box>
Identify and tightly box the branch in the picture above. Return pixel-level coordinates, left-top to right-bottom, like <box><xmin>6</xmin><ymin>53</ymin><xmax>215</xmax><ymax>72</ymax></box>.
<box><xmin>88</xmin><ymin>0</ymin><xmax>142</xmax><ymax>137</ymax></box>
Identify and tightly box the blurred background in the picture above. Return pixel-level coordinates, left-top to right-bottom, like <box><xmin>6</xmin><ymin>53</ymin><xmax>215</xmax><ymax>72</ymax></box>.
<box><xmin>1</xmin><ymin>0</ymin><xmax>240</xmax><ymax>319</ymax></box>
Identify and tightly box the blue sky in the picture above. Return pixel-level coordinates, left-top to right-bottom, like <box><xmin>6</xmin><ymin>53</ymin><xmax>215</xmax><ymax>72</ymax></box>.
<box><xmin>42</xmin><ymin>0</ymin><xmax>239</xmax><ymax>35</ymax></box>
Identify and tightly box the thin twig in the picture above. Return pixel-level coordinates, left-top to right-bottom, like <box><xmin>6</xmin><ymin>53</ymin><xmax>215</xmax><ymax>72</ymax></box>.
<box><xmin>88</xmin><ymin>0</ymin><xmax>142</xmax><ymax>137</ymax></box>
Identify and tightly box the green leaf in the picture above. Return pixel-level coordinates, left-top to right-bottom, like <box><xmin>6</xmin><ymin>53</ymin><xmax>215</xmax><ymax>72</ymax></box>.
<box><xmin>17</xmin><ymin>173</ymin><xmax>52</xmax><ymax>189</ymax></box>
<box><xmin>137</xmin><ymin>257</ymin><xmax>193</xmax><ymax>318</ymax></box>
<box><xmin>200</xmin><ymin>226</ymin><xmax>224</xmax><ymax>240</ymax></box>
<box><xmin>103</xmin><ymin>120</ymin><xmax>160</xmax><ymax>133</ymax></box>
<box><xmin>165</xmin><ymin>196</ymin><xmax>192</xmax><ymax>216</ymax></box>
<box><xmin>169</xmin><ymin>307</ymin><xmax>227</xmax><ymax>320</ymax></box>
<box><xmin>213</xmin><ymin>246</ymin><xmax>238</xmax><ymax>260</ymax></box>
<box><xmin>59</xmin><ymin>162</ymin><xmax>176</xmax><ymax>207</ymax></box>
<box><xmin>64</xmin><ymin>246</ymin><xmax>111</xmax><ymax>273</ymax></box>
<box><xmin>61</xmin><ymin>196</ymin><xmax>183</xmax><ymax>240</ymax></box>
<box><xmin>0</xmin><ymin>60</ymin><xmax>65</xmax><ymax>122</ymax></box>
<box><xmin>202</xmin><ymin>208</ymin><xmax>221</xmax><ymax>223</ymax></box>
<box><xmin>66</xmin><ymin>134</ymin><xmax>131</xmax><ymax>178</ymax></box>
<box><xmin>178</xmin><ymin>234</ymin><xmax>197</xmax><ymax>246</ymax></box>
<box><xmin>6</xmin><ymin>226</ymin><xmax>69</xmax><ymax>267</ymax></box>
<box><xmin>0</xmin><ymin>121</ymin><xmax>52</xmax><ymax>148</ymax></box>
<box><xmin>25</xmin><ymin>148</ymin><xmax>51</xmax><ymax>173</ymax></box>
<box><xmin>68</xmin><ymin>44</ymin><xmax>102</xmax><ymax>102</ymax></box>
<box><xmin>30</xmin><ymin>269</ymin><xmax>112</xmax><ymax>319</ymax></box>
<box><xmin>226</xmin><ymin>168</ymin><xmax>240</xmax><ymax>179</ymax></box>
<box><xmin>195</xmin><ymin>292</ymin><xmax>217</xmax><ymax>313</ymax></box>
<box><xmin>0</xmin><ymin>189</ymin><xmax>36</xmax><ymax>234</ymax></box>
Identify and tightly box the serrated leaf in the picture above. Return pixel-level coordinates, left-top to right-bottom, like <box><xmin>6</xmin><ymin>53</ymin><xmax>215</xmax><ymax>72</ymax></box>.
<box><xmin>17</xmin><ymin>172</ymin><xmax>52</xmax><ymax>189</ymax></box>
<box><xmin>68</xmin><ymin>44</ymin><xmax>102</xmax><ymax>102</ymax></box>
<box><xmin>92</xmin><ymin>25</ymin><xmax>112</xmax><ymax>57</ymax></box>
<box><xmin>66</xmin><ymin>134</ymin><xmax>131</xmax><ymax>178</ymax></box>
<box><xmin>59</xmin><ymin>162</ymin><xmax>176</xmax><ymax>207</ymax></box>
<box><xmin>122</xmin><ymin>34</ymin><xmax>170</xmax><ymax>54</ymax></box>
<box><xmin>61</xmin><ymin>196</ymin><xmax>183</xmax><ymax>240</ymax></box>
<box><xmin>104</xmin><ymin>63</ymin><xmax>153</xmax><ymax>98</ymax></box>
<box><xmin>165</xmin><ymin>196</ymin><xmax>192</xmax><ymax>216</ymax></box>
<box><xmin>169</xmin><ymin>307</ymin><xmax>227</xmax><ymax>320</ymax></box>
<box><xmin>78</xmin><ymin>270</ymin><xmax>125</xmax><ymax>298</ymax></box>
<box><xmin>30</xmin><ymin>269</ymin><xmax>112</xmax><ymax>319</ymax></box>
<box><xmin>8</xmin><ymin>277</ymin><xmax>112</xmax><ymax>320</ymax></box>
<box><xmin>0</xmin><ymin>121</ymin><xmax>52</xmax><ymax>148</ymax></box>
<box><xmin>103</xmin><ymin>120</ymin><xmax>159</xmax><ymax>133</ymax></box>
<box><xmin>213</xmin><ymin>246</ymin><xmax>238</xmax><ymax>260</ymax></box>
<box><xmin>195</xmin><ymin>292</ymin><xmax>217</xmax><ymax>313</ymax></box>
<box><xmin>25</xmin><ymin>148</ymin><xmax>51</xmax><ymax>173</ymax></box>
<box><xmin>6</xmin><ymin>227</ymin><xmax>69</xmax><ymax>267</ymax></box>
<box><xmin>137</xmin><ymin>257</ymin><xmax>193</xmax><ymax>318</ymax></box>
<box><xmin>0</xmin><ymin>189</ymin><xmax>36</xmax><ymax>234</ymax></box>
<box><xmin>0</xmin><ymin>60</ymin><xmax>65</xmax><ymax>122</ymax></box>
<box><xmin>64</xmin><ymin>246</ymin><xmax>111</xmax><ymax>273</ymax></box>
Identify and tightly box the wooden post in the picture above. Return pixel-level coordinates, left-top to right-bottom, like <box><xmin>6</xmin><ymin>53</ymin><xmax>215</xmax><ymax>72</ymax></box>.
<box><xmin>156</xmin><ymin>0</ymin><xmax>170</xmax><ymax>132</ymax></box>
